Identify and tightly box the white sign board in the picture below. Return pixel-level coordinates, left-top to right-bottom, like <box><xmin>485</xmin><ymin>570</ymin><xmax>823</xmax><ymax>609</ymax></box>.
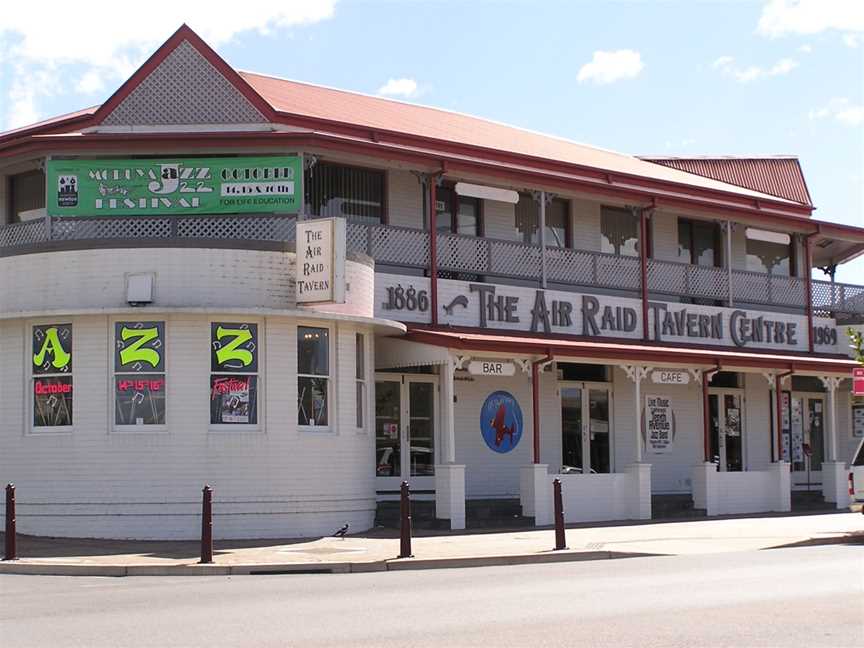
<box><xmin>645</xmin><ymin>394</ymin><xmax>675</xmax><ymax>454</ymax></box>
<box><xmin>374</xmin><ymin>273</ymin><xmax>841</xmax><ymax>354</ymax></box>
<box><xmin>296</xmin><ymin>218</ymin><xmax>345</xmax><ymax>304</ymax></box>
<box><xmin>467</xmin><ymin>360</ymin><xmax>517</xmax><ymax>376</ymax></box>
<box><xmin>651</xmin><ymin>370</ymin><xmax>691</xmax><ymax>385</ymax></box>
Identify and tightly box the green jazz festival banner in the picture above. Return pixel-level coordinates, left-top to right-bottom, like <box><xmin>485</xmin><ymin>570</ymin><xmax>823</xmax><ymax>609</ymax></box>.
<box><xmin>46</xmin><ymin>156</ymin><xmax>302</xmax><ymax>216</ymax></box>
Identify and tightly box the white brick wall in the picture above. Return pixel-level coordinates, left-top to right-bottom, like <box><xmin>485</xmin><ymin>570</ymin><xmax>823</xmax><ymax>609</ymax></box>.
<box><xmin>0</xmin><ymin>248</ymin><xmax>373</xmax><ymax>318</ymax></box>
<box><xmin>0</xmin><ymin>245</ymin><xmax>380</xmax><ymax>539</ymax></box>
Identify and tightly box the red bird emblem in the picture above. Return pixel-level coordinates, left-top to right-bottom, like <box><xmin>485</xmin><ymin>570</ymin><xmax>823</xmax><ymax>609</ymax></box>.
<box><xmin>490</xmin><ymin>403</ymin><xmax>514</xmax><ymax>447</ymax></box>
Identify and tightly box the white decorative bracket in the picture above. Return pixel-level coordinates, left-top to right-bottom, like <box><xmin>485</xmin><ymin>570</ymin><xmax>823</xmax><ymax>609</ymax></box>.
<box><xmin>622</xmin><ymin>365</ymin><xmax>650</xmax><ymax>383</ymax></box>
<box><xmin>762</xmin><ymin>371</ymin><xmax>789</xmax><ymax>390</ymax></box>
<box><xmin>819</xmin><ymin>376</ymin><xmax>842</xmax><ymax>393</ymax></box>
<box><xmin>454</xmin><ymin>355</ymin><xmax>470</xmax><ymax>371</ymax></box>
<box><xmin>515</xmin><ymin>359</ymin><xmax>532</xmax><ymax>374</ymax></box>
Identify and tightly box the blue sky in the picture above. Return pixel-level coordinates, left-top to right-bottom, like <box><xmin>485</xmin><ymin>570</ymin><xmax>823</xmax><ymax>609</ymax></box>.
<box><xmin>1</xmin><ymin>1</ymin><xmax>862</xmax><ymax>280</ymax></box>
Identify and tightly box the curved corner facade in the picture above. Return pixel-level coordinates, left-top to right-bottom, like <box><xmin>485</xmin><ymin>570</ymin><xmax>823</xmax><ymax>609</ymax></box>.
<box><xmin>0</xmin><ymin>246</ymin><xmax>389</xmax><ymax>539</ymax></box>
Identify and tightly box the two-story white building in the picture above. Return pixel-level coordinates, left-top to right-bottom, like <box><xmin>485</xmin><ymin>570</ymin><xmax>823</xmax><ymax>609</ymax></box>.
<box><xmin>1</xmin><ymin>25</ymin><xmax>862</xmax><ymax>539</ymax></box>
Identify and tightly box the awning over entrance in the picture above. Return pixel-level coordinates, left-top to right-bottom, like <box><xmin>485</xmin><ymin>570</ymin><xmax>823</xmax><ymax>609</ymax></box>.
<box><xmin>376</xmin><ymin>336</ymin><xmax>451</xmax><ymax>369</ymax></box>
<box><xmin>403</xmin><ymin>326</ymin><xmax>858</xmax><ymax>375</ymax></box>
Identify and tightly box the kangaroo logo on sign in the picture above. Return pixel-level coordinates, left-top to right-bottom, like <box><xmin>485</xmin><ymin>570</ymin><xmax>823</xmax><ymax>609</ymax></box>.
<box><xmin>480</xmin><ymin>391</ymin><xmax>523</xmax><ymax>453</ymax></box>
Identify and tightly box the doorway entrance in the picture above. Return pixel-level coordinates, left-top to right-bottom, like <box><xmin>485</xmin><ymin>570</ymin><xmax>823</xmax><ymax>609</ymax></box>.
<box><xmin>783</xmin><ymin>392</ymin><xmax>826</xmax><ymax>490</ymax></box>
<box><xmin>375</xmin><ymin>375</ymin><xmax>438</xmax><ymax>493</ymax></box>
<box><xmin>708</xmin><ymin>390</ymin><xmax>745</xmax><ymax>471</ymax></box>
<box><xmin>560</xmin><ymin>383</ymin><xmax>612</xmax><ymax>473</ymax></box>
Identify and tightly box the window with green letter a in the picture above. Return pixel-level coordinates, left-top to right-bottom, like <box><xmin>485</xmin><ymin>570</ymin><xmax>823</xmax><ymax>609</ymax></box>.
<box><xmin>114</xmin><ymin>321</ymin><xmax>166</xmax><ymax>426</ymax></box>
<box><xmin>210</xmin><ymin>322</ymin><xmax>259</xmax><ymax>426</ymax></box>
<box><xmin>32</xmin><ymin>323</ymin><xmax>73</xmax><ymax>428</ymax></box>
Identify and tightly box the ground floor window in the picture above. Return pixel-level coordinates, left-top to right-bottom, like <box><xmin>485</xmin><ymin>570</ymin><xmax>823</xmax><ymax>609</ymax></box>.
<box><xmin>298</xmin><ymin>326</ymin><xmax>330</xmax><ymax>427</ymax></box>
<box><xmin>32</xmin><ymin>322</ymin><xmax>74</xmax><ymax>429</ymax></box>
<box><xmin>210</xmin><ymin>322</ymin><xmax>259</xmax><ymax>426</ymax></box>
<box><xmin>114</xmin><ymin>321</ymin><xmax>166</xmax><ymax>427</ymax></box>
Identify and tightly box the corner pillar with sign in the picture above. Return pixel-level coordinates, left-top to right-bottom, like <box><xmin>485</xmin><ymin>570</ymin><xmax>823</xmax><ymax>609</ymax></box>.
<box><xmin>819</xmin><ymin>376</ymin><xmax>849</xmax><ymax>507</ymax></box>
<box><xmin>435</xmin><ymin>354</ymin><xmax>465</xmax><ymax>530</ymax></box>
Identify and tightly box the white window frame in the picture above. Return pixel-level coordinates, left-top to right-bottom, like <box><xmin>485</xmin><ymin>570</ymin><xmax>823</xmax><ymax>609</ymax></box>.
<box><xmin>297</xmin><ymin>322</ymin><xmax>334</xmax><ymax>432</ymax></box>
<box><xmin>110</xmin><ymin>317</ymin><xmax>168</xmax><ymax>434</ymax></box>
<box><xmin>27</xmin><ymin>319</ymin><xmax>74</xmax><ymax>435</ymax></box>
<box><xmin>355</xmin><ymin>331</ymin><xmax>368</xmax><ymax>432</ymax></box>
<box><xmin>208</xmin><ymin>318</ymin><xmax>264</xmax><ymax>434</ymax></box>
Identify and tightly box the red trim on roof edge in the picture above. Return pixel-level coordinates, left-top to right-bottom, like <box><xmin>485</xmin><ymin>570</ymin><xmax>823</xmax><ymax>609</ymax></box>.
<box><xmin>91</xmin><ymin>24</ymin><xmax>276</xmax><ymax>124</ymax></box>
<box><xmin>402</xmin><ymin>325</ymin><xmax>858</xmax><ymax>374</ymax></box>
<box><xmin>4</xmin><ymin>129</ymin><xmax>863</xmax><ymax>243</ymax></box>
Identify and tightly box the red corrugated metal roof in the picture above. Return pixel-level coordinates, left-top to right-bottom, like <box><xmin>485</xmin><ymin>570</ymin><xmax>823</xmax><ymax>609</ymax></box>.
<box><xmin>639</xmin><ymin>156</ymin><xmax>813</xmax><ymax>207</ymax></box>
<box><xmin>238</xmin><ymin>71</ymin><xmax>799</xmax><ymax>205</ymax></box>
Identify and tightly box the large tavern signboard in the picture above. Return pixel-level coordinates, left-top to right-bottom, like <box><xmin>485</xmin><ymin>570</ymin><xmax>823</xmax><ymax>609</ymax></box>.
<box><xmin>375</xmin><ymin>274</ymin><xmax>840</xmax><ymax>354</ymax></box>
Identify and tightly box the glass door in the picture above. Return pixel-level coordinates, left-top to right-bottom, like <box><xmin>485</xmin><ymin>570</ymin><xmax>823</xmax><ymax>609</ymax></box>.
<box><xmin>560</xmin><ymin>383</ymin><xmax>611</xmax><ymax>474</ymax></box>
<box><xmin>786</xmin><ymin>393</ymin><xmax>825</xmax><ymax>489</ymax></box>
<box><xmin>408</xmin><ymin>381</ymin><xmax>435</xmax><ymax>477</ymax></box>
<box><xmin>708</xmin><ymin>390</ymin><xmax>744</xmax><ymax>471</ymax></box>
<box><xmin>375</xmin><ymin>375</ymin><xmax>437</xmax><ymax>492</ymax></box>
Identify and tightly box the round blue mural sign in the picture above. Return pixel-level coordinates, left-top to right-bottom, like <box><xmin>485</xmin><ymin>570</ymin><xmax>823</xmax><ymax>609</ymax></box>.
<box><xmin>480</xmin><ymin>391</ymin><xmax>523</xmax><ymax>453</ymax></box>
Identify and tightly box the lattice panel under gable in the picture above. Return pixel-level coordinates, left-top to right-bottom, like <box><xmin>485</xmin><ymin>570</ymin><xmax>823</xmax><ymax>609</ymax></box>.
<box><xmin>101</xmin><ymin>40</ymin><xmax>267</xmax><ymax>126</ymax></box>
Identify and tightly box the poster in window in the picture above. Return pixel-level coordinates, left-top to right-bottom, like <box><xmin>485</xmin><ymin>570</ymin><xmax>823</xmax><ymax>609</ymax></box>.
<box><xmin>645</xmin><ymin>395</ymin><xmax>675</xmax><ymax>454</ymax></box>
<box><xmin>32</xmin><ymin>324</ymin><xmax>72</xmax><ymax>375</ymax></box>
<box><xmin>115</xmin><ymin>321</ymin><xmax>165</xmax><ymax>372</ymax></box>
<box><xmin>114</xmin><ymin>374</ymin><xmax>166</xmax><ymax>425</ymax></box>
<box><xmin>852</xmin><ymin>405</ymin><xmax>864</xmax><ymax>439</ymax></box>
<box><xmin>210</xmin><ymin>323</ymin><xmax>258</xmax><ymax>372</ymax></box>
<box><xmin>33</xmin><ymin>376</ymin><xmax>73</xmax><ymax>427</ymax></box>
<box><xmin>210</xmin><ymin>374</ymin><xmax>257</xmax><ymax>425</ymax></box>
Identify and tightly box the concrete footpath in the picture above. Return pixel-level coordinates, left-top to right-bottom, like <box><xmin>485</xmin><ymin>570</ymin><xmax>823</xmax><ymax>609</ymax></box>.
<box><xmin>1</xmin><ymin>511</ymin><xmax>861</xmax><ymax>576</ymax></box>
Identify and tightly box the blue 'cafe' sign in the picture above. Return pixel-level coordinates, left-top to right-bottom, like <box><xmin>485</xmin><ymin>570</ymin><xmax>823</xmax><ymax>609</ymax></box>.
<box><xmin>480</xmin><ymin>391</ymin><xmax>523</xmax><ymax>453</ymax></box>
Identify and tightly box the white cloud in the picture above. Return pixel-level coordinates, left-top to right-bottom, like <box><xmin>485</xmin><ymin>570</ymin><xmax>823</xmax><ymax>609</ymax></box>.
<box><xmin>712</xmin><ymin>55</ymin><xmax>799</xmax><ymax>82</ymax></box>
<box><xmin>577</xmin><ymin>49</ymin><xmax>644</xmax><ymax>85</ymax></box>
<box><xmin>757</xmin><ymin>0</ymin><xmax>863</xmax><ymax>43</ymax></box>
<box><xmin>797</xmin><ymin>43</ymin><xmax>813</xmax><ymax>53</ymax></box>
<box><xmin>0</xmin><ymin>0</ymin><xmax>337</xmax><ymax>130</ymax></box>
<box><xmin>377</xmin><ymin>78</ymin><xmax>419</xmax><ymax>98</ymax></box>
<box><xmin>809</xmin><ymin>97</ymin><xmax>864</xmax><ymax>126</ymax></box>
<box><xmin>843</xmin><ymin>33</ymin><xmax>860</xmax><ymax>48</ymax></box>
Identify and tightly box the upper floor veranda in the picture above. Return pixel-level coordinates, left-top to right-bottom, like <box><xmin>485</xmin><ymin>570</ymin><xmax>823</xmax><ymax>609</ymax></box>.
<box><xmin>1</xmin><ymin>24</ymin><xmax>862</xmax><ymax>358</ymax></box>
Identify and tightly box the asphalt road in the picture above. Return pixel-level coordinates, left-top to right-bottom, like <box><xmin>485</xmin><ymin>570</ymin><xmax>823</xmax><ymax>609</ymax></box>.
<box><xmin>1</xmin><ymin>546</ymin><xmax>862</xmax><ymax>648</ymax></box>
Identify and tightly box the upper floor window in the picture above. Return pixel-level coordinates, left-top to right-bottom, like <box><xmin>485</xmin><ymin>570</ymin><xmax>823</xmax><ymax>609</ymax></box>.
<box><xmin>514</xmin><ymin>193</ymin><xmax>570</xmax><ymax>247</ymax></box>
<box><xmin>600</xmin><ymin>206</ymin><xmax>639</xmax><ymax>257</ymax></box>
<box><xmin>435</xmin><ymin>186</ymin><xmax>481</xmax><ymax>236</ymax></box>
<box><xmin>746</xmin><ymin>228</ymin><xmax>795</xmax><ymax>276</ymax></box>
<box><xmin>304</xmin><ymin>162</ymin><xmax>384</xmax><ymax>225</ymax></box>
<box><xmin>8</xmin><ymin>170</ymin><xmax>45</xmax><ymax>223</ymax></box>
<box><xmin>678</xmin><ymin>218</ymin><xmax>720</xmax><ymax>267</ymax></box>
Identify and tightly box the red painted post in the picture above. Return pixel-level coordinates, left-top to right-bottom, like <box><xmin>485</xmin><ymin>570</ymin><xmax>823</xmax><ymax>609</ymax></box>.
<box><xmin>398</xmin><ymin>481</ymin><xmax>413</xmax><ymax>558</ymax></box>
<box><xmin>804</xmin><ymin>233</ymin><xmax>815</xmax><ymax>353</ymax></box>
<box><xmin>199</xmin><ymin>484</ymin><xmax>213</xmax><ymax>564</ymax></box>
<box><xmin>553</xmin><ymin>479</ymin><xmax>567</xmax><ymax>551</ymax></box>
<box><xmin>702</xmin><ymin>372</ymin><xmax>711</xmax><ymax>463</ymax></box>
<box><xmin>639</xmin><ymin>208</ymin><xmax>651</xmax><ymax>341</ymax></box>
<box><xmin>4</xmin><ymin>483</ymin><xmax>16</xmax><ymax>561</ymax></box>
<box><xmin>429</xmin><ymin>179</ymin><xmax>438</xmax><ymax>325</ymax></box>
<box><xmin>532</xmin><ymin>361</ymin><xmax>540</xmax><ymax>464</ymax></box>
